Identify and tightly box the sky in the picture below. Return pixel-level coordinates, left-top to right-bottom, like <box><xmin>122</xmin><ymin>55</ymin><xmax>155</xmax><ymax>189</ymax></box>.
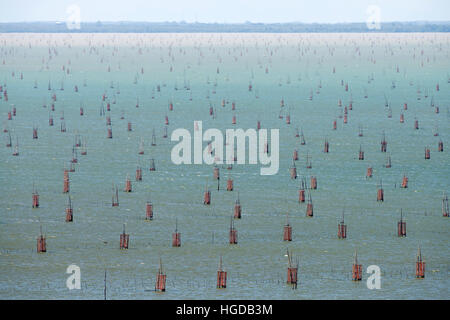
<box><xmin>0</xmin><ymin>0</ymin><xmax>449</xmax><ymax>23</ymax></box>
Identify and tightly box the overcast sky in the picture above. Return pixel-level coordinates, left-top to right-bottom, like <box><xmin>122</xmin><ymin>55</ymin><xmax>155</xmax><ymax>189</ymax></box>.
<box><xmin>0</xmin><ymin>0</ymin><xmax>449</xmax><ymax>23</ymax></box>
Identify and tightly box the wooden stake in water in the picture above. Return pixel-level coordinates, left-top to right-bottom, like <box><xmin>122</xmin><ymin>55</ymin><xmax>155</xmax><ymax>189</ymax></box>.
<box><xmin>286</xmin><ymin>248</ymin><xmax>298</xmax><ymax>289</ymax></box>
<box><xmin>104</xmin><ymin>269</ymin><xmax>107</xmax><ymax>300</ymax></box>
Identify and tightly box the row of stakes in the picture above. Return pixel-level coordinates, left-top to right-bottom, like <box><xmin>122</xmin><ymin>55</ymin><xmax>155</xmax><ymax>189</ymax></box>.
<box><xmin>4</xmin><ymin>92</ymin><xmax>445</xmax><ymax>161</ymax></box>
<box><xmin>36</xmin><ymin>229</ymin><xmax>426</xmax><ymax>292</ymax></box>
<box><xmin>33</xmin><ymin>162</ymin><xmax>447</xmax><ymax>290</ymax></box>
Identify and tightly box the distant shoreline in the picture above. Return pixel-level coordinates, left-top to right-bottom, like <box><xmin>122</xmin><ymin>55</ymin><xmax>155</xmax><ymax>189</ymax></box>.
<box><xmin>1</xmin><ymin>21</ymin><xmax>449</xmax><ymax>33</ymax></box>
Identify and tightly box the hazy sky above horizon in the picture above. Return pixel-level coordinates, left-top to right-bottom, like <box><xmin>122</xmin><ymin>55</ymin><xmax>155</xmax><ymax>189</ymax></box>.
<box><xmin>0</xmin><ymin>0</ymin><xmax>449</xmax><ymax>23</ymax></box>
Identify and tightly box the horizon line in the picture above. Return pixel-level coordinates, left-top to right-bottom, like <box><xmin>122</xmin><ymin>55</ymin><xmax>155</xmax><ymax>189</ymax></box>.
<box><xmin>1</xmin><ymin>20</ymin><xmax>450</xmax><ymax>24</ymax></box>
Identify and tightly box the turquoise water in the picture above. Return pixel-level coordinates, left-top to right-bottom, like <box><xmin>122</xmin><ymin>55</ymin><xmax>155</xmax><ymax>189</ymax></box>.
<box><xmin>0</xmin><ymin>33</ymin><xmax>448</xmax><ymax>299</ymax></box>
